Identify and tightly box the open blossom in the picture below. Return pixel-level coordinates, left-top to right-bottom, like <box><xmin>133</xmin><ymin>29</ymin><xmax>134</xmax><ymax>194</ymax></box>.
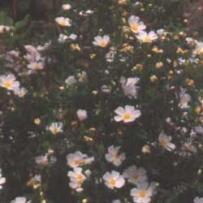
<box><xmin>178</xmin><ymin>88</ymin><xmax>191</xmax><ymax>109</ymax></box>
<box><xmin>55</xmin><ymin>17</ymin><xmax>72</xmax><ymax>27</ymax></box>
<box><xmin>35</xmin><ymin>154</ymin><xmax>49</xmax><ymax>166</ymax></box>
<box><xmin>65</xmin><ymin>75</ymin><xmax>77</xmax><ymax>86</ymax></box>
<box><xmin>136</xmin><ymin>31</ymin><xmax>158</xmax><ymax>43</ymax></box>
<box><xmin>76</xmin><ymin>109</ymin><xmax>88</xmax><ymax>121</ymax></box>
<box><xmin>10</xmin><ymin>197</ymin><xmax>30</xmax><ymax>203</ymax></box>
<box><xmin>120</xmin><ymin>77</ymin><xmax>139</xmax><ymax>99</ymax></box>
<box><xmin>0</xmin><ymin>74</ymin><xmax>20</xmax><ymax>91</ymax></box>
<box><xmin>46</xmin><ymin>122</ymin><xmax>63</xmax><ymax>135</ymax></box>
<box><xmin>62</xmin><ymin>3</ymin><xmax>72</xmax><ymax>10</ymax></box>
<box><xmin>93</xmin><ymin>35</ymin><xmax>110</xmax><ymax>48</ymax></box>
<box><xmin>114</xmin><ymin>105</ymin><xmax>141</xmax><ymax>123</ymax></box>
<box><xmin>67</xmin><ymin>167</ymin><xmax>86</xmax><ymax>192</ymax></box>
<box><xmin>103</xmin><ymin>171</ymin><xmax>125</xmax><ymax>189</ymax></box>
<box><xmin>24</xmin><ymin>45</ymin><xmax>45</xmax><ymax>73</ymax></box>
<box><xmin>158</xmin><ymin>132</ymin><xmax>176</xmax><ymax>151</ymax></box>
<box><xmin>128</xmin><ymin>16</ymin><xmax>146</xmax><ymax>34</ymax></box>
<box><xmin>13</xmin><ymin>87</ymin><xmax>27</xmax><ymax>97</ymax></box>
<box><xmin>194</xmin><ymin>197</ymin><xmax>203</xmax><ymax>203</ymax></box>
<box><xmin>105</xmin><ymin>145</ymin><xmax>126</xmax><ymax>167</ymax></box>
<box><xmin>66</xmin><ymin>151</ymin><xmax>94</xmax><ymax>168</ymax></box>
<box><xmin>130</xmin><ymin>182</ymin><xmax>156</xmax><ymax>203</ymax></box>
<box><xmin>24</xmin><ymin>45</ymin><xmax>42</xmax><ymax>62</ymax></box>
<box><xmin>123</xmin><ymin>165</ymin><xmax>147</xmax><ymax>185</ymax></box>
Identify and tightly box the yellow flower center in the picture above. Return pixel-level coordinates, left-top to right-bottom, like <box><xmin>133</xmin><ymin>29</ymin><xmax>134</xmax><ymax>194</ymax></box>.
<box><xmin>108</xmin><ymin>178</ymin><xmax>116</xmax><ymax>187</ymax></box>
<box><xmin>3</xmin><ymin>80</ymin><xmax>13</xmax><ymax>89</ymax></box>
<box><xmin>50</xmin><ymin>127</ymin><xmax>60</xmax><ymax>134</ymax></box>
<box><xmin>74</xmin><ymin>159</ymin><xmax>85</xmax><ymax>166</ymax></box>
<box><xmin>143</xmin><ymin>36</ymin><xmax>152</xmax><ymax>43</ymax></box>
<box><xmin>138</xmin><ymin>190</ymin><xmax>147</xmax><ymax>198</ymax></box>
<box><xmin>122</xmin><ymin>112</ymin><xmax>132</xmax><ymax>121</ymax></box>
<box><xmin>130</xmin><ymin>23</ymin><xmax>139</xmax><ymax>33</ymax></box>
<box><xmin>159</xmin><ymin>139</ymin><xmax>168</xmax><ymax>148</ymax></box>
<box><xmin>99</xmin><ymin>40</ymin><xmax>108</xmax><ymax>48</ymax></box>
<box><xmin>76</xmin><ymin>174</ymin><xmax>85</xmax><ymax>184</ymax></box>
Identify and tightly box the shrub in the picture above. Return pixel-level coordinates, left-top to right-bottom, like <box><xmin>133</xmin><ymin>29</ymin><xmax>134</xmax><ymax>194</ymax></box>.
<box><xmin>0</xmin><ymin>0</ymin><xmax>203</xmax><ymax>203</ymax></box>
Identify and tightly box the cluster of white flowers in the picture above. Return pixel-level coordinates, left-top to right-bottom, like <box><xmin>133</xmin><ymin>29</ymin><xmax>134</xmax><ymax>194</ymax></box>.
<box><xmin>24</xmin><ymin>45</ymin><xmax>45</xmax><ymax>73</ymax></box>
<box><xmin>128</xmin><ymin>15</ymin><xmax>158</xmax><ymax>43</ymax></box>
<box><xmin>0</xmin><ymin>73</ymin><xmax>27</xmax><ymax>97</ymax></box>
<box><xmin>67</xmin><ymin>151</ymin><xmax>94</xmax><ymax>192</ymax></box>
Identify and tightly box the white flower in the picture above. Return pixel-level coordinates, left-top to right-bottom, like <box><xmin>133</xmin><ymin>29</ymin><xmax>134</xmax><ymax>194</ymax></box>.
<box><xmin>46</xmin><ymin>122</ymin><xmax>63</xmax><ymax>135</ymax></box>
<box><xmin>13</xmin><ymin>87</ymin><xmax>27</xmax><ymax>98</ymax></box>
<box><xmin>24</xmin><ymin>45</ymin><xmax>41</xmax><ymax>62</ymax></box>
<box><xmin>58</xmin><ymin>33</ymin><xmax>68</xmax><ymax>43</ymax></box>
<box><xmin>10</xmin><ymin>197</ymin><xmax>30</xmax><ymax>203</ymax></box>
<box><xmin>123</xmin><ymin>165</ymin><xmax>147</xmax><ymax>185</ymax></box>
<box><xmin>114</xmin><ymin>105</ymin><xmax>141</xmax><ymax>123</ymax></box>
<box><xmin>65</xmin><ymin>75</ymin><xmax>77</xmax><ymax>86</ymax></box>
<box><xmin>178</xmin><ymin>88</ymin><xmax>191</xmax><ymax>109</ymax></box>
<box><xmin>27</xmin><ymin>62</ymin><xmax>44</xmax><ymax>71</ymax></box>
<box><xmin>103</xmin><ymin>171</ymin><xmax>125</xmax><ymax>189</ymax></box>
<box><xmin>67</xmin><ymin>167</ymin><xmax>86</xmax><ymax>192</ymax></box>
<box><xmin>128</xmin><ymin>16</ymin><xmax>146</xmax><ymax>34</ymax></box>
<box><xmin>193</xmin><ymin>41</ymin><xmax>203</xmax><ymax>56</ymax></box>
<box><xmin>69</xmin><ymin>34</ymin><xmax>77</xmax><ymax>40</ymax></box>
<box><xmin>194</xmin><ymin>197</ymin><xmax>203</xmax><ymax>203</ymax></box>
<box><xmin>62</xmin><ymin>4</ymin><xmax>72</xmax><ymax>11</ymax></box>
<box><xmin>130</xmin><ymin>182</ymin><xmax>156</xmax><ymax>203</ymax></box>
<box><xmin>158</xmin><ymin>131</ymin><xmax>176</xmax><ymax>151</ymax></box>
<box><xmin>157</xmin><ymin>29</ymin><xmax>166</xmax><ymax>36</ymax></box>
<box><xmin>0</xmin><ymin>25</ymin><xmax>11</xmax><ymax>33</ymax></box>
<box><xmin>194</xmin><ymin>126</ymin><xmax>203</xmax><ymax>135</ymax></box>
<box><xmin>76</xmin><ymin>109</ymin><xmax>88</xmax><ymax>121</ymax></box>
<box><xmin>37</xmin><ymin>41</ymin><xmax>51</xmax><ymax>51</ymax></box>
<box><xmin>0</xmin><ymin>169</ymin><xmax>6</xmax><ymax>189</ymax></box>
<box><xmin>0</xmin><ymin>74</ymin><xmax>20</xmax><ymax>91</ymax></box>
<box><xmin>136</xmin><ymin>31</ymin><xmax>158</xmax><ymax>43</ymax></box>
<box><xmin>93</xmin><ymin>35</ymin><xmax>110</xmax><ymax>48</ymax></box>
<box><xmin>58</xmin><ymin>33</ymin><xmax>77</xmax><ymax>43</ymax></box>
<box><xmin>105</xmin><ymin>145</ymin><xmax>126</xmax><ymax>167</ymax></box>
<box><xmin>120</xmin><ymin>77</ymin><xmax>139</xmax><ymax>99</ymax></box>
<box><xmin>35</xmin><ymin>154</ymin><xmax>49</xmax><ymax>166</ymax></box>
<box><xmin>55</xmin><ymin>17</ymin><xmax>72</xmax><ymax>27</ymax></box>
<box><xmin>66</xmin><ymin>151</ymin><xmax>94</xmax><ymax>168</ymax></box>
